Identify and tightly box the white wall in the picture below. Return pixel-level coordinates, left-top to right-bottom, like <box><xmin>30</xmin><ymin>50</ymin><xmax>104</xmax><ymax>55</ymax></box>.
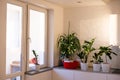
<box><xmin>107</xmin><ymin>0</ymin><xmax>120</xmax><ymax>14</ymax></box>
<box><xmin>64</xmin><ymin>4</ymin><xmax>120</xmax><ymax>67</ymax></box>
<box><xmin>64</xmin><ymin>6</ymin><xmax>111</xmax><ymax>48</ymax></box>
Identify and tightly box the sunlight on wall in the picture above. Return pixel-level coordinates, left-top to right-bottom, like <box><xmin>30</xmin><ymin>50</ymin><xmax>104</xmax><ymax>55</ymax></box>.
<box><xmin>109</xmin><ymin>14</ymin><xmax>118</xmax><ymax>45</ymax></box>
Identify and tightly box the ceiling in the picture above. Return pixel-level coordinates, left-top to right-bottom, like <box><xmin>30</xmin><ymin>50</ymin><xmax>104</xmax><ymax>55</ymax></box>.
<box><xmin>44</xmin><ymin>0</ymin><xmax>108</xmax><ymax>7</ymax></box>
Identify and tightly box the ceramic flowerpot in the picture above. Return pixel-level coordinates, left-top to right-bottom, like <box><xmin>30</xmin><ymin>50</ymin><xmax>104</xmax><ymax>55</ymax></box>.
<box><xmin>80</xmin><ymin>62</ymin><xmax>88</xmax><ymax>71</ymax></box>
<box><xmin>35</xmin><ymin>64</ymin><xmax>40</xmax><ymax>71</ymax></box>
<box><xmin>93</xmin><ymin>63</ymin><xmax>101</xmax><ymax>72</ymax></box>
<box><xmin>101</xmin><ymin>63</ymin><xmax>110</xmax><ymax>72</ymax></box>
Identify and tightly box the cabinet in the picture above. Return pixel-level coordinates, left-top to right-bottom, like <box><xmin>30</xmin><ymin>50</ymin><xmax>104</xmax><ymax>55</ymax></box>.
<box><xmin>25</xmin><ymin>70</ymin><xmax>52</xmax><ymax>80</ymax></box>
<box><xmin>74</xmin><ymin>71</ymin><xmax>106</xmax><ymax>80</ymax></box>
<box><xmin>107</xmin><ymin>74</ymin><xmax>120</xmax><ymax>80</ymax></box>
<box><xmin>53</xmin><ymin>68</ymin><xmax>74</xmax><ymax>80</ymax></box>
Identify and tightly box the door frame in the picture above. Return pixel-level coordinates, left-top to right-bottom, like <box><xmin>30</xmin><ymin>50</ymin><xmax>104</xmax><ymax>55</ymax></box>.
<box><xmin>27</xmin><ymin>4</ymin><xmax>48</xmax><ymax>71</ymax></box>
<box><xmin>0</xmin><ymin>0</ymin><xmax>27</xmax><ymax>79</ymax></box>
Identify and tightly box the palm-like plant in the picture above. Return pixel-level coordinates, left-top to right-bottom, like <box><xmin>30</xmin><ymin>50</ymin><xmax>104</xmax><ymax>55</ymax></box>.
<box><xmin>78</xmin><ymin>38</ymin><xmax>95</xmax><ymax>63</ymax></box>
<box><xmin>99</xmin><ymin>46</ymin><xmax>117</xmax><ymax>63</ymax></box>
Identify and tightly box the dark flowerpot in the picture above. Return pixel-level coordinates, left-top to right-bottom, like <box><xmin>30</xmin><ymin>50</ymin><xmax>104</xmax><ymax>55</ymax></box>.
<box><xmin>63</xmin><ymin>61</ymin><xmax>79</xmax><ymax>69</ymax></box>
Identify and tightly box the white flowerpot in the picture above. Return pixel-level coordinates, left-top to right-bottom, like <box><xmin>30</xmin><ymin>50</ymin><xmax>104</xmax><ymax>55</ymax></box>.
<box><xmin>81</xmin><ymin>63</ymin><xmax>88</xmax><ymax>71</ymax></box>
<box><xmin>36</xmin><ymin>64</ymin><xmax>40</xmax><ymax>71</ymax></box>
<box><xmin>101</xmin><ymin>63</ymin><xmax>110</xmax><ymax>72</ymax></box>
<box><xmin>93</xmin><ymin>63</ymin><xmax>101</xmax><ymax>72</ymax></box>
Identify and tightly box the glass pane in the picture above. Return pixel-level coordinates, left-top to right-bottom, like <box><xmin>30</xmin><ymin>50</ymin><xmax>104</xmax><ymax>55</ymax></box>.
<box><xmin>6</xmin><ymin>3</ymin><xmax>22</xmax><ymax>74</ymax></box>
<box><xmin>29</xmin><ymin>9</ymin><xmax>46</xmax><ymax>70</ymax></box>
<box><xmin>6</xmin><ymin>76</ymin><xmax>21</xmax><ymax>80</ymax></box>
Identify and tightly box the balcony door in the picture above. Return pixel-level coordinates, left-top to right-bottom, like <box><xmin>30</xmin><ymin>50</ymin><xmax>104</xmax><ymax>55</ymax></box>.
<box><xmin>5</xmin><ymin>0</ymin><xmax>26</xmax><ymax>80</ymax></box>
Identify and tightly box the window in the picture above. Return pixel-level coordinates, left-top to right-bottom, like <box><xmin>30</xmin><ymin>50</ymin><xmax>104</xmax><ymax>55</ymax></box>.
<box><xmin>6</xmin><ymin>3</ymin><xmax>22</xmax><ymax>74</ymax></box>
<box><xmin>5</xmin><ymin>1</ymin><xmax>26</xmax><ymax>80</ymax></box>
<box><xmin>28</xmin><ymin>5</ymin><xmax>47</xmax><ymax>70</ymax></box>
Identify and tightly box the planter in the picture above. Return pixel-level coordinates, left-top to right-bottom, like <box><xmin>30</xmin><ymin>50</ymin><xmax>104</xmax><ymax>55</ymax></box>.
<box><xmin>93</xmin><ymin>63</ymin><xmax>101</xmax><ymax>72</ymax></box>
<box><xmin>63</xmin><ymin>61</ymin><xmax>79</xmax><ymax>69</ymax></box>
<box><xmin>81</xmin><ymin>62</ymin><xmax>88</xmax><ymax>71</ymax></box>
<box><xmin>101</xmin><ymin>63</ymin><xmax>110</xmax><ymax>72</ymax></box>
<box><xmin>35</xmin><ymin>64</ymin><xmax>40</xmax><ymax>71</ymax></box>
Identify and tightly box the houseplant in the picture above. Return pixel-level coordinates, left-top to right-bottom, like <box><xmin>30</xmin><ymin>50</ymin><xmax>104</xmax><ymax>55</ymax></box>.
<box><xmin>90</xmin><ymin>52</ymin><xmax>103</xmax><ymax>72</ymax></box>
<box><xmin>77</xmin><ymin>38</ymin><xmax>95</xmax><ymax>71</ymax></box>
<box><xmin>57</xmin><ymin>33</ymin><xmax>81</xmax><ymax>60</ymax></box>
<box><xmin>32</xmin><ymin>50</ymin><xmax>40</xmax><ymax>70</ymax></box>
<box><xmin>57</xmin><ymin>32</ymin><xmax>81</xmax><ymax>69</ymax></box>
<box><xmin>99</xmin><ymin>46</ymin><xmax>117</xmax><ymax>72</ymax></box>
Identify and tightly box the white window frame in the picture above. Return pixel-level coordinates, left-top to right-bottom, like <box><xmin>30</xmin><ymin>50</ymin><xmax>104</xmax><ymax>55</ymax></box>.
<box><xmin>0</xmin><ymin>0</ymin><xmax>27</xmax><ymax>80</ymax></box>
<box><xmin>27</xmin><ymin>4</ymin><xmax>48</xmax><ymax>71</ymax></box>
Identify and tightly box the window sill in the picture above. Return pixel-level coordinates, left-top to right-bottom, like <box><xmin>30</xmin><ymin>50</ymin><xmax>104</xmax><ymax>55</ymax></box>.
<box><xmin>54</xmin><ymin>66</ymin><xmax>120</xmax><ymax>75</ymax></box>
<box><xmin>25</xmin><ymin>67</ymin><xmax>53</xmax><ymax>75</ymax></box>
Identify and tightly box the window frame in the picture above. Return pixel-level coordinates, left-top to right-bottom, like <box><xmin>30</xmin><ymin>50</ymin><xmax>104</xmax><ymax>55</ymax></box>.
<box><xmin>27</xmin><ymin>4</ymin><xmax>48</xmax><ymax>71</ymax></box>
<box><xmin>1</xmin><ymin>0</ymin><xmax>27</xmax><ymax>80</ymax></box>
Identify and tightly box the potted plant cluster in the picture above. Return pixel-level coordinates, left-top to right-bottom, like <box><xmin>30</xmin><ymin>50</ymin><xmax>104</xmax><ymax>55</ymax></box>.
<box><xmin>57</xmin><ymin>26</ymin><xmax>117</xmax><ymax>71</ymax></box>
<box><xmin>77</xmin><ymin>38</ymin><xmax>95</xmax><ymax>71</ymax></box>
<box><xmin>98</xmin><ymin>46</ymin><xmax>117</xmax><ymax>72</ymax></box>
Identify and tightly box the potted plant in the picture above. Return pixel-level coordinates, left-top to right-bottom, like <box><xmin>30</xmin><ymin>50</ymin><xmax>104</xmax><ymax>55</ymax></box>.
<box><xmin>32</xmin><ymin>50</ymin><xmax>40</xmax><ymax>70</ymax></box>
<box><xmin>90</xmin><ymin>52</ymin><xmax>103</xmax><ymax>72</ymax></box>
<box><xmin>57</xmin><ymin>32</ymin><xmax>81</xmax><ymax>69</ymax></box>
<box><xmin>99</xmin><ymin>46</ymin><xmax>117</xmax><ymax>72</ymax></box>
<box><xmin>77</xmin><ymin>38</ymin><xmax>95</xmax><ymax>71</ymax></box>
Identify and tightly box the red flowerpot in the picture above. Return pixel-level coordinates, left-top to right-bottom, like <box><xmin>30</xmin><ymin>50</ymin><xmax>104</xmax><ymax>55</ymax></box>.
<box><xmin>63</xmin><ymin>61</ymin><xmax>79</xmax><ymax>69</ymax></box>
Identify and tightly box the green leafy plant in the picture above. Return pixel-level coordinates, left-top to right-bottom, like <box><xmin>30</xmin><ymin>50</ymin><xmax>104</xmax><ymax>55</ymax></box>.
<box><xmin>57</xmin><ymin>33</ymin><xmax>81</xmax><ymax>60</ymax></box>
<box><xmin>98</xmin><ymin>46</ymin><xmax>117</xmax><ymax>63</ymax></box>
<box><xmin>77</xmin><ymin>38</ymin><xmax>95</xmax><ymax>63</ymax></box>
<box><xmin>90</xmin><ymin>52</ymin><xmax>103</xmax><ymax>64</ymax></box>
<box><xmin>32</xmin><ymin>50</ymin><xmax>39</xmax><ymax>65</ymax></box>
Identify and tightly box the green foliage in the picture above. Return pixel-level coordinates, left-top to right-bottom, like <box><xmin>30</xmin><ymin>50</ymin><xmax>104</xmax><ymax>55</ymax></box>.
<box><xmin>77</xmin><ymin>38</ymin><xmax>95</xmax><ymax>63</ymax></box>
<box><xmin>98</xmin><ymin>46</ymin><xmax>117</xmax><ymax>63</ymax></box>
<box><xmin>90</xmin><ymin>52</ymin><xmax>103</xmax><ymax>64</ymax></box>
<box><xmin>57</xmin><ymin>33</ymin><xmax>81</xmax><ymax>60</ymax></box>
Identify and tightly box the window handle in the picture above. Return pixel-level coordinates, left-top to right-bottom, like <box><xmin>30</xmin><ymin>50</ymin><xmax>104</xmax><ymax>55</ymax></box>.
<box><xmin>27</xmin><ymin>37</ymin><xmax>32</xmax><ymax>43</ymax></box>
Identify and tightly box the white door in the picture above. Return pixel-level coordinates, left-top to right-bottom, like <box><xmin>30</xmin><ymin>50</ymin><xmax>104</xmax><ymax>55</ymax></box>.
<box><xmin>0</xmin><ymin>0</ymin><xmax>27</xmax><ymax>80</ymax></box>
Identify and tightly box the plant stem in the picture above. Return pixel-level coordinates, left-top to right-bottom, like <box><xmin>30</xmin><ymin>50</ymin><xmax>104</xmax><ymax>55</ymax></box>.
<box><xmin>105</xmin><ymin>55</ymin><xmax>107</xmax><ymax>63</ymax></box>
<box><xmin>68</xmin><ymin>21</ymin><xmax>70</xmax><ymax>35</ymax></box>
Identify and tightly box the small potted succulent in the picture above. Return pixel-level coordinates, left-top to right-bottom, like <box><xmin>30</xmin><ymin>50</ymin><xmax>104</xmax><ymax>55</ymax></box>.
<box><xmin>90</xmin><ymin>52</ymin><xmax>103</xmax><ymax>72</ymax></box>
<box><xmin>77</xmin><ymin>38</ymin><xmax>95</xmax><ymax>71</ymax></box>
<box><xmin>99</xmin><ymin>46</ymin><xmax>117</xmax><ymax>72</ymax></box>
<box><xmin>32</xmin><ymin>50</ymin><xmax>40</xmax><ymax>70</ymax></box>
